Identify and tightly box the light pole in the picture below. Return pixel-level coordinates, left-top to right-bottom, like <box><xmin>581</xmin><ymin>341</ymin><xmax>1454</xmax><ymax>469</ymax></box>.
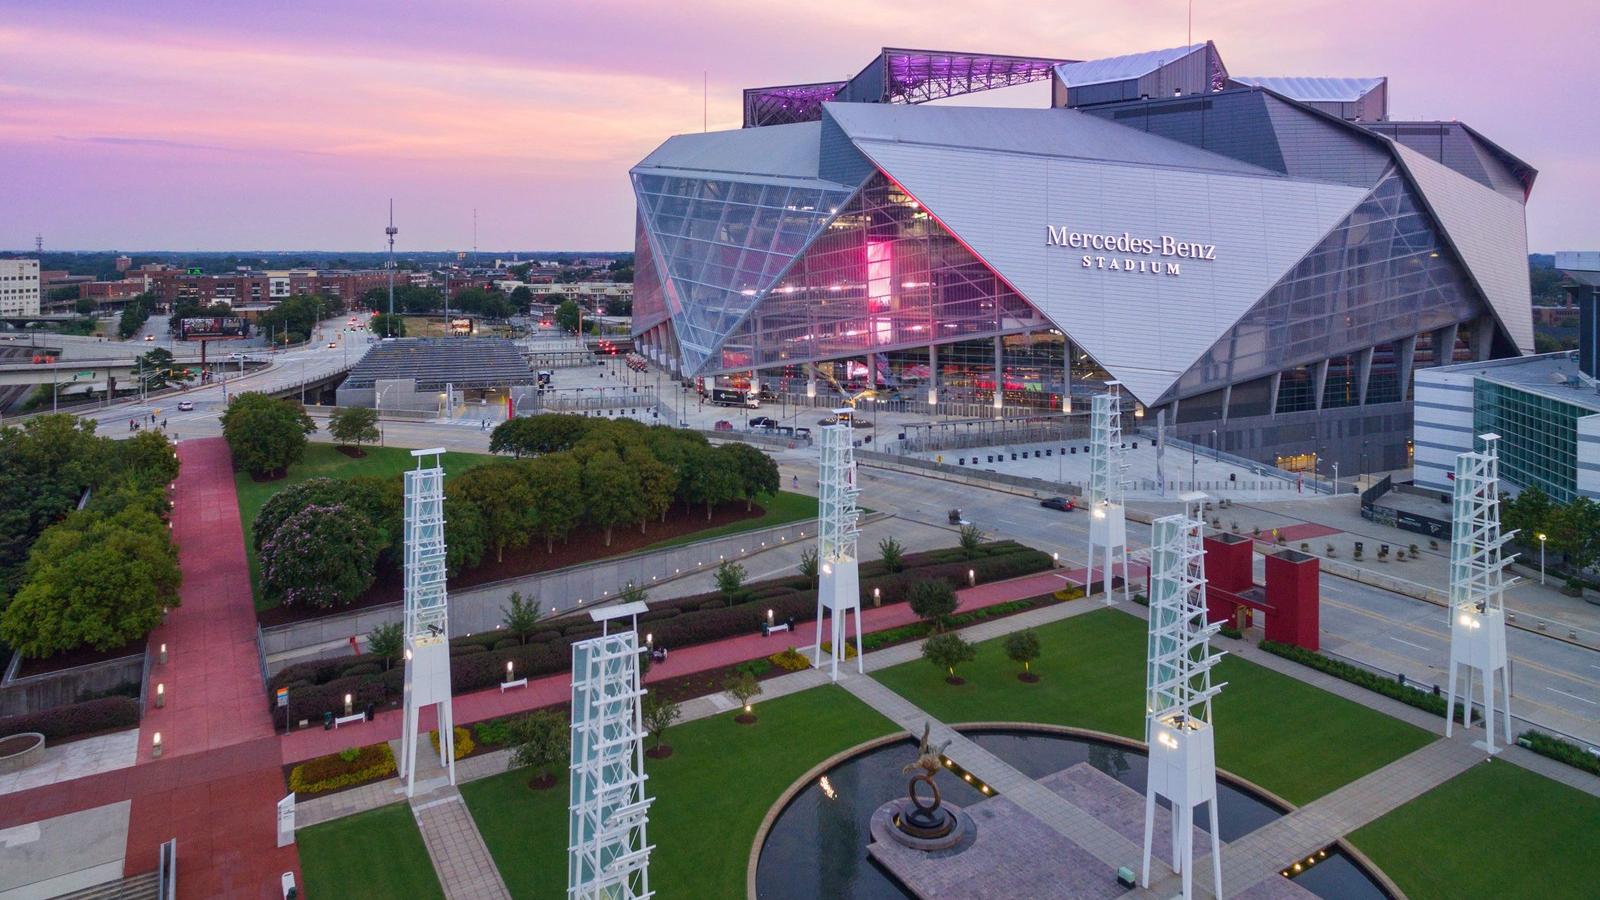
<box><xmin>1538</xmin><ymin>532</ymin><xmax>1547</xmax><ymax>584</ymax></box>
<box><xmin>1332</xmin><ymin>461</ymin><xmax>1340</xmax><ymax>494</ymax></box>
<box><xmin>385</xmin><ymin>200</ymin><xmax>398</xmax><ymax>338</ymax></box>
<box><xmin>1211</xmin><ymin>428</ymin><xmax>1219</xmax><ymax>462</ymax></box>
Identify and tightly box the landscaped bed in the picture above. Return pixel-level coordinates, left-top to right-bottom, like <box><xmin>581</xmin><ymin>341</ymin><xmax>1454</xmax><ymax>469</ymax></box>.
<box><xmin>872</xmin><ymin>607</ymin><xmax>1434</xmax><ymax>805</ymax></box>
<box><xmin>265</xmin><ymin>540</ymin><xmax>1053</xmax><ymax>732</ymax></box>
<box><xmin>1349</xmin><ymin>758</ymin><xmax>1600</xmax><ymax>900</ymax></box>
<box><xmin>460</xmin><ymin>684</ymin><xmax>897</xmax><ymax>899</ymax></box>
<box><xmin>298</xmin><ymin>802</ymin><xmax>444</xmax><ymax>900</ymax></box>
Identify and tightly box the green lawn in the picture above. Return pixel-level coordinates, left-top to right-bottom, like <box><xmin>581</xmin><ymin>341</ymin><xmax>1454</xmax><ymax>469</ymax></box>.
<box><xmin>235</xmin><ymin>443</ymin><xmax>497</xmax><ymax>608</ymax></box>
<box><xmin>1349</xmin><ymin>759</ymin><xmax>1600</xmax><ymax>900</ymax></box>
<box><xmin>298</xmin><ymin>802</ymin><xmax>444</xmax><ymax>899</ymax></box>
<box><xmin>871</xmin><ymin>608</ymin><xmax>1434</xmax><ymax>805</ymax></box>
<box><xmin>640</xmin><ymin>490</ymin><xmax>818</xmax><ymax>550</ymax></box>
<box><xmin>461</xmin><ymin>684</ymin><xmax>896</xmax><ymax>899</ymax></box>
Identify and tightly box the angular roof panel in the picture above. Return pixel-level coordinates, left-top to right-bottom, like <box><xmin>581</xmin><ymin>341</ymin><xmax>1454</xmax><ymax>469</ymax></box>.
<box><xmin>1229</xmin><ymin>75</ymin><xmax>1385</xmax><ymax>103</ymax></box>
<box><xmin>633</xmin><ymin>122</ymin><xmax>844</xmax><ymax>189</ymax></box>
<box><xmin>1393</xmin><ymin>142</ymin><xmax>1535</xmax><ymax>353</ymax></box>
<box><xmin>1054</xmin><ymin>43</ymin><xmax>1206</xmax><ymax>88</ymax></box>
<box><xmin>832</xmin><ymin>105</ymin><xmax>1370</xmax><ymax>401</ymax></box>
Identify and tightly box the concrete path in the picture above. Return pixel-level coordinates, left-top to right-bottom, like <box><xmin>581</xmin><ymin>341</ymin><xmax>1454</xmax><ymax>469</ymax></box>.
<box><xmin>409</xmin><ymin>787</ymin><xmax>510</xmax><ymax>900</ymax></box>
<box><xmin>0</xmin><ymin>800</ymin><xmax>129</xmax><ymax>899</ymax></box>
<box><xmin>0</xmin><ymin>729</ymin><xmax>137</xmax><ymax>798</ymax></box>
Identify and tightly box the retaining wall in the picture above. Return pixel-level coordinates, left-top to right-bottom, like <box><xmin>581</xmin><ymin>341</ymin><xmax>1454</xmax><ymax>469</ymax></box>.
<box><xmin>0</xmin><ymin>651</ymin><xmax>144</xmax><ymax>718</ymax></box>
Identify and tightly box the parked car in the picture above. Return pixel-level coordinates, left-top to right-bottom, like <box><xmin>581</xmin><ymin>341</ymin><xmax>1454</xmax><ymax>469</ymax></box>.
<box><xmin>1040</xmin><ymin>496</ymin><xmax>1077</xmax><ymax>512</ymax></box>
<box><xmin>749</xmin><ymin>416</ymin><xmax>776</xmax><ymax>428</ymax></box>
<box><xmin>177</xmin><ymin>400</ymin><xmax>195</xmax><ymax>411</ymax></box>
<box><xmin>714</xmin><ymin>420</ymin><xmax>734</xmax><ymax>432</ymax></box>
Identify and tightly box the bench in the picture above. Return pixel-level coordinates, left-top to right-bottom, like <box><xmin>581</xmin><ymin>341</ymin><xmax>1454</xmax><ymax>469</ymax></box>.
<box><xmin>332</xmin><ymin>712</ymin><xmax>366</xmax><ymax>728</ymax></box>
<box><xmin>761</xmin><ymin>622</ymin><xmax>791</xmax><ymax>637</ymax></box>
<box><xmin>500</xmin><ymin>677</ymin><xmax>528</xmax><ymax>692</ymax></box>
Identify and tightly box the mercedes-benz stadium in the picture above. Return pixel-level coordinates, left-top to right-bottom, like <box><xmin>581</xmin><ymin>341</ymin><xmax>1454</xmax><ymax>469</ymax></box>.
<box><xmin>630</xmin><ymin>42</ymin><xmax>1536</xmax><ymax>473</ymax></box>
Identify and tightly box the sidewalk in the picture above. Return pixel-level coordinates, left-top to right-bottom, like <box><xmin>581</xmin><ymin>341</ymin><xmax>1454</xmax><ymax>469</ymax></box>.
<box><xmin>279</xmin><ymin>565</ymin><xmax>1090</xmax><ymax>765</ymax></box>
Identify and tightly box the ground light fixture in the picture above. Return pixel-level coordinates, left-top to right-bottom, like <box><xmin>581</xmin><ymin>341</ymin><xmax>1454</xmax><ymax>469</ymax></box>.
<box><xmin>506</xmin><ymin>661</ymin><xmax>515</xmax><ymax>681</ymax></box>
<box><xmin>155</xmin><ymin>683</ymin><xmax>165</xmax><ymax>708</ymax></box>
<box><xmin>151</xmin><ymin>732</ymin><xmax>163</xmax><ymax>758</ymax></box>
<box><xmin>343</xmin><ymin>693</ymin><xmax>353</xmax><ymax>716</ymax></box>
<box><xmin>968</xmin><ymin>569</ymin><xmax>975</xmax><ymax>586</ymax></box>
<box><xmin>159</xmin><ymin>643</ymin><xmax>167</xmax><ymax>665</ymax></box>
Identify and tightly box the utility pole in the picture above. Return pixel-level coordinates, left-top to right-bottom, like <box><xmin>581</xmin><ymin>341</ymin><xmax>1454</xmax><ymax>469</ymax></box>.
<box><xmin>386</xmin><ymin>200</ymin><xmax>398</xmax><ymax>338</ymax></box>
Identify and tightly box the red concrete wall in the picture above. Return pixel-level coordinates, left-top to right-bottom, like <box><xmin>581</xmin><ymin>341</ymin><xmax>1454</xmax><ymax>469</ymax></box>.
<box><xmin>1265</xmin><ymin>551</ymin><xmax>1320</xmax><ymax>651</ymax></box>
<box><xmin>1203</xmin><ymin>535</ymin><xmax>1254</xmax><ymax>594</ymax></box>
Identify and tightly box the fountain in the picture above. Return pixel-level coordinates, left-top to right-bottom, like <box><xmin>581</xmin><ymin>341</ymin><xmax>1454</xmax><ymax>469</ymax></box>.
<box><xmin>872</xmin><ymin>723</ymin><xmax>972</xmax><ymax>852</ymax></box>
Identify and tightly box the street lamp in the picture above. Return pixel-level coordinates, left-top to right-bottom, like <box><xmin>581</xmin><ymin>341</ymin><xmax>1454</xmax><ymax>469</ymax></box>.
<box><xmin>1211</xmin><ymin>428</ymin><xmax>1219</xmax><ymax>462</ymax></box>
<box><xmin>1537</xmin><ymin>532</ymin><xmax>1547</xmax><ymax>585</ymax></box>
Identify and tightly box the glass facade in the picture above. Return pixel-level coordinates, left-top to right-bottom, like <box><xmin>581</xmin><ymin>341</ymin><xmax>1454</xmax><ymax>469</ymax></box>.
<box><xmin>1474</xmin><ymin>382</ymin><xmax>1585</xmax><ymax>503</ymax></box>
<box><xmin>1172</xmin><ymin>166</ymin><xmax>1484</xmax><ymax>402</ymax></box>
<box><xmin>716</xmin><ymin>172</ymin><xmax>1048</xmax><ymax>375</ymax></box>
<box><xmin>633</xmin><ymin>173</ymin><xmax>857</xmax><ymax>374</ymax></box>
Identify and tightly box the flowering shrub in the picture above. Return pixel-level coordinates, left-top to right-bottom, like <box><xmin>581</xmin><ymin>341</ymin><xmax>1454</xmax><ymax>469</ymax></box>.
<box><xmin>260</xmin><ymin>503</ymin><xmax>381</xmax><ymax>608</ymax></box>
<box><xmin>288</xmin><ymin>742</ymin><xmax>396</xmax><ymax>796</ymax></box>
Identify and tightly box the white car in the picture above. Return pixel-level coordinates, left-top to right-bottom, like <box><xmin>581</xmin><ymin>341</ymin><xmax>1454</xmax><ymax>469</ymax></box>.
<box><xmin>177</xmin><ymin>400</ymin><xmax>195</xmax><ymax>411</ymax></box>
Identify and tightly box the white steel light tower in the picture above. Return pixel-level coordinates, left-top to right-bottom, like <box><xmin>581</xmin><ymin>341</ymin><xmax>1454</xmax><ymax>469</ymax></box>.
<box><xmin>568</xmin><ymin>631</ymin><xmax>654</xmax><ymax>900</ymax></box>
<box><xmin>1087</xmin><ymin>383</ymin><xmax>1130</xmax><ymax>604</ymax></box>
<box><xmin>385</xmin><ymin>200</ymin><xmax>398</xmax><ymax>338</ymax></box>
<box><xmin>1141</xmin><ymin>492</ymin><xmax>1225</xmax><ymax>900</ymax></box>
<box><xmin>1445</xmin><ymin>433</ymin><xmax>1515</xmax><ymax>753</ymax></box>
<box><xmin>813</xmin><ymin>408</ymin><xmax>864</xmax><ymax>681</ymax></box>
<box><xmin>399</xmin><ymin>448</ymin><xmax>456</xmax><ymax>797</ymax></box>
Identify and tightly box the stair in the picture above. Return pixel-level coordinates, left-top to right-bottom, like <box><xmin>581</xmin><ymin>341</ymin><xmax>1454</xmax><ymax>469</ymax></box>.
<box><xmin>52</xmin><ymin>871</ymin><xmax>160</xmax><ymax>900</ymax></box>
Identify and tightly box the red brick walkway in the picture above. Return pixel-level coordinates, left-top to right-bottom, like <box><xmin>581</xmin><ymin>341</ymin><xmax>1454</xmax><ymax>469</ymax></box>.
<box><xmin>281</xmin><ymin>565</ymin><xmax>1110</xmax><ymax>764</ymax></box>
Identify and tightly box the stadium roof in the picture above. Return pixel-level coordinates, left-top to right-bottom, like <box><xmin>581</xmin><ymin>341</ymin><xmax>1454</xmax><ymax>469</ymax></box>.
<box><xmin>342</xmin><ymin>337</ymin><xmax>537</xmax><ymax>390</ymax></box>
<box><xmin>1230</xmin><ymin>75</ymin><xmax>1385</xmax><ymax>102</ymax></box>
<box><xmin>1053</xmin><ymin>43</ymin><xmax>1206</xmax><ymax>87</ymax></box>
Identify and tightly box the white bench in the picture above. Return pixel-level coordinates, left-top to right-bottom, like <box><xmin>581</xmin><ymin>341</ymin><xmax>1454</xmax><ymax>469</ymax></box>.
<box><xmin>767</xmin><ymin>622</ymin><xmax>790</xmax><ymax>634</ymax></box>
<box><xmin>332</xmin><ymin>712</ymin><xmax>366</xmax><ymax>728</ymax></box>
<box><xmin>500</xmin><ymin>677</ymin><xmax>528</xmax><ymax>692</ymax></box>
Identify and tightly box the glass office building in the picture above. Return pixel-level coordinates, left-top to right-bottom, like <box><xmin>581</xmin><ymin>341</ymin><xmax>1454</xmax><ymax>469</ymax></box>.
<box><xmin>633</xmin><ymin>43</ymin><xmax>1537</xmax><ymax>473</ymax></box>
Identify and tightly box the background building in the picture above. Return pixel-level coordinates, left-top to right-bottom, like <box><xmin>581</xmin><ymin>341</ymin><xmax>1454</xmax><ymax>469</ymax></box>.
<box><xmin>632</xmin><ymin>42</ymin><xmax>1536</xmax><ymax>475</ymax></box>
<box><xmin>0</xmin><ymin>259</ymin><xmax>41</xmax><ymax>316</ymax></box>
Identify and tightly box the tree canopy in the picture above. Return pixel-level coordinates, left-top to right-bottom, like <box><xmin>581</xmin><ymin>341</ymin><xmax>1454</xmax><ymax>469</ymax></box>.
<box><xmin>329</xmin><ymin>406</ymin><xmax>380</xmax><ymax>449</ymax></box>
<box><xmin>221</xmin><ymin>393</ymin><xmax>316</xmax><ymax>477</ymax></box>
<box><xmin>260</xmin><ymin>503</ymin><xmax>382</xmax><ymax>608</ymax></box>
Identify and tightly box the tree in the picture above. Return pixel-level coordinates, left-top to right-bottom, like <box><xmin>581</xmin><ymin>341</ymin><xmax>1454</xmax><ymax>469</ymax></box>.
<box><xmin>959</xmin><ymin>523</ymin><xmax>986</xmax><ymax>559</ymax></box>
<box><xmin>684</xmin><ymin>446</ymin><xmax>740</xmax><ymax>520</ymax></box>
<box><xmin>524</xmin><ymin>454</ymin><xmax>582</xmax><ymax>552</ymax></box>
<box><xmin>0</xmin><ymin>506</ymin><xmax>180</xmax><ymax>656</ymax></box>
<box><xmin>907</xmin><ymin>579</ymin><xmax>960</xmax><ymax>632</ymax></box>
<box><xmin>73</xmin><ymin>296</ymin><xmax>96</xmax><ymax>315</ymax></box>
<box><xmin>715</xmin><ymin>560</ymin><xmax>747</xmax><ymax>606</ymax></box>
<box><xmin>450</xmin><ymin>462</ymin><xmax>535</xmax><ymax>562</ymax></box>
<box><xmin>1503</xmin><ymin>486</ymin><xmax>1555</xmax><ymax>549</ymax></box>
<box><xmin>510</xmin><ymin>709</ymin><xmax>569</xmax><ymax>789</ymax></box>
<box><xmin>114</xmin><ymin>429</ymin><xmax>180</xmax><ymax>489</ymax></box>
<box><xmin>443</xmin><ymin>493</ymin><xmax>486</xmax><ymax>576</ymax></box>
<box><xmin>1004</xmin><ymin>630</ymin><xmax>1042</xmax><ymax>681</ymax></box>
<box><xmin>253</xmin><ymin>477</ymin><xmax>388</xmax><ymax>553</ymax></box>
<box><xmin>367</xmin><ymin>622</ymin><xmax>402</xmax><ymax>670</ymax></box>
<box><xmin>879</xmin><ymin>537</ymin><xmax>905</xmax><ymax>573</ymax></box>
<box><xmin>717</xmin><ymin>442</ymin><xmax>780</xmax><ymax>511</ymax></box>
<box><xmin>617</xmin><ymin>581</ymin><xmax>649</xmax><ymax>606</ymax></box>
<box><xmin>798</xmin><ymin>547</ymin><xmax>819</xmax><ymax>588</ymax></box>
<box><xmin>555</xmin><ymin>299</ymin><xmax>581</xmax><ymax>333</ymax></box>
<box><xmin>509</xmin><ymin>285</ymin><xmax>533</xmax><ymax>309</ymax></box>
<box><xmin>641</xmin><ymin>691</ymin><xmax>682</xmax><ymax>757</ymax></box>
<box><xmin>922</xmin><ymin>632</ymin><xmax>976</xmax><ymax>683</ymax></box>
<box><xmin>220</xmin><ymin>393</ymin><xmax>316</xmax><ymax>478</ymax></box>
<box><xmin>489</xmin><ymin>417</ymin><xmax>539</xmax><ymax>458</ymax></box>
<box><xmin>370</xmin><ymin>312</ymin><xmax>406</xmax><ymax>338</ymax></box>
<box><xmin>328</xmin><ymin>406</ymin><xmax>380</xmax><ymax>450</ymax></box>
<box><xmin>0</xmin><ymin>415</ymin><xmax>114</xmax><ymax>593</ymax></box>
<box><xmin>627</xmin><ymin>444</ymin><xmax>677</xmax><ymax>531</ymax></box>
<box><xmin>259</xmin><ymin>503</ymin><xmax>381</xmax><ymax>608</ymax></box>
<box><xmin>724</xmin><ymin>670</ymin><xmax>762</xmax><ymax>722</ymax></box>
<box><xmin>1551</xmin><ymin>497</ymin><xmax>1600</xmax><ymax>574</ymax></box>
<box><xmin>582</xmin><ymin>451</ymin><xmax>640</xmax><ymax>547</ymax></box>
<box><xmin>501</xmin><ymin>591</ymin><xmax>542</xmax><ymax>644</ymax></box>
<box><xmin>135</xmin><ymin>347</ymin><xmax>191</xmax><ymax>389</ymax></box>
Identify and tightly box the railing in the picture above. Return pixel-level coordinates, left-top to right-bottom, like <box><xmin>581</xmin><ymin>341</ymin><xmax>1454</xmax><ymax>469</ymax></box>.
<box><xmin>1140</xmin><ymin>428</ymin><xmax>1337</xmax><ymax>495</ymax></box>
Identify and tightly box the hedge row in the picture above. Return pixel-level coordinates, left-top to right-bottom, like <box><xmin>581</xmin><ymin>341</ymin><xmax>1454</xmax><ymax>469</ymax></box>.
<box><xmin>266</xmin><ymin>540</ymin><xmax>1053</xmax><ymax>729</ymax></box>
<box><xmin>1258</xmin><ymin>639</ymin><xmax>1478</xmax><ymax>724</ymax></box>
<box><xmin>288</xmin><ymin>742</ymin><xmax>397</xmax><ymax>796</ymax></box>
<box><xmin>1517</xmin><ymin>730</ymin><xmax>1600</xmax><ymax>777</ymax></box>
<box><xmin>0</xmin><ymin>697</ymin><xmax>140</xmax><ymax>743</ymax></box>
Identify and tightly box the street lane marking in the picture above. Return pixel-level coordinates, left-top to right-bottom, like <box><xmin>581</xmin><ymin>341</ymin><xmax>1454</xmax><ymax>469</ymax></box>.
<box><xmin>1387</xmin><ymin>636</ymin><xmax>1431</xmax><ymax>652</ymax></box>
<box><xmin>1548</xmin><ymin>688</ymin><xmax>1597</xmax><ymax>705</ymax></box>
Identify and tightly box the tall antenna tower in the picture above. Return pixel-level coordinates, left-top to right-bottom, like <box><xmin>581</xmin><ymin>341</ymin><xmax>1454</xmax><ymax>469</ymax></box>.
<box><xmin>1140</xmin><ymin>492</ymin><xmax>1225</xmax><ymax>900</ymax></box>
<box><xmin>568</xmin><ymin>631</ymin><xmax>654</xmax><ymax>900</ymax></box>
<box><xmin>472</xmin><ymin>207</ymin><xmax>478</xmax><ymax>267</ymax></box>
<box><xmin>34</xmin><ymin>234</ymin><xmax>43</xmax><ymax>255</ymax></box>
<box><xmin>398</xmin><ymin>448</ymin><xmax>456</xmax><ymax>796</ymax></box>
<box><xmin>1087</xmin><ymin>383</ymin><xmax>1131</xmax><ymax>604</ymax></box>
<box><xmin>1445</xmin><ymin>433</ymin><xmax>1515</xmax><ymax>752</ymax></box>
<box><xmin>812</xmin><ymin>407</ymin><xmax>864</xmax><ymax>680</ymax></box>
<box><xmin>385</xmin><ymin>200</ymin><xmax>399</xmax><ymax>338</ymax></box>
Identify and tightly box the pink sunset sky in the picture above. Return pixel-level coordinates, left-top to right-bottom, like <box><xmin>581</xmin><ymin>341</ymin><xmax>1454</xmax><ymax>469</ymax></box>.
<box><xmin>3</xmin><ymin>0</ymin><xmax>1596</xmax><ymax>252</ymax></box>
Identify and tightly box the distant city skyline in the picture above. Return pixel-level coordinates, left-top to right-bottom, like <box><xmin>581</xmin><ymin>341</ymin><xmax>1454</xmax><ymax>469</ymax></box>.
<box><xmin>3</xmin><ymin>0</ymin><xmax>1595</xmax><ymax>251</ymax></box>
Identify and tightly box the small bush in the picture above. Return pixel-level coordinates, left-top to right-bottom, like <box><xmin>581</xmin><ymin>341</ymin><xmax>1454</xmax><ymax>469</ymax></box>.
<box><xmin>493</xmin><ymin>638</ymin><xmax>519</xmax><ymax>651</ymax></box>
<box><xmin>473</xmin><ymin>718</ymin><xmax>517</xmax><ymax>747</ymax></box>
<box><xmin>340</xmin><ymin>662</ymin><xmax>381</xmax><ymax>679</ymax></box>
<box><xmin>0</xmin><ymin>697</ymin><xmax>139</xmax><ymax>743</ymax></box>
<box><xmin>450</xmin><ymin>643</ymin><xmax>487</xmax><ymax>656</ymax></box>
<box><xmin>1218</xmin><ymin>624</ymin><xmax>1243</xmax><ymax>639</ymax></box>
<box><xmin>1259</xmin><ymin>640</ymin><xmax>1477</xmax><ymax>724</ymax></box>
<box><xmin>768</xmin><ymin>647</ymin><xmax>812</xmax><ymax>672</ymax></box>
<box><xmin>288</xmin><ymin>742</ymin><xmax>396</xmax><ymax>795</ymax></box>
<box><xmin>735</xmin><ymin>658</ymin><xmax>772</xmax><ymax>678</ymax></box>
<box><xmin>429</xmin><ymin>726</ymin><xmax>475</xmax><ymax>759</ymax></box>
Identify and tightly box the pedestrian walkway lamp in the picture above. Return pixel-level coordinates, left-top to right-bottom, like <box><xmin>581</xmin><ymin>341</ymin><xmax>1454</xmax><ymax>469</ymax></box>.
<box><xmin>1445</xmin><ymin>434</ymin><xmax>1515</xmax><ymax>753</ymax></box>
<box><xmin>1537</xmin><ymin>532</ymin><xmax>1546</xmax><ymax>585</ymax></box>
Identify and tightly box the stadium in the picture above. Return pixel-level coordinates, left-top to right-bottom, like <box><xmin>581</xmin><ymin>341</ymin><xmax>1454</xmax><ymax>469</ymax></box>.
<box><xmin>629</xmin><ymin>42</ymin><xmax>1536</xmax><ymax>473</ymax></box>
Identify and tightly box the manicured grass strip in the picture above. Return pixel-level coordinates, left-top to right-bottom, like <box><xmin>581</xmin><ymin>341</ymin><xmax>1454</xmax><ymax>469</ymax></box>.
<box><xmin>640</xmin><ymin>490</ymin><xmax>818</xmax><ymax>550</ymax></box>
<box><xmin>235</xmin><ymin>443</ymin><xmax>497</xmax><ymax>609</ymax></box>
<box><xmin>871</xmin><ymin>608</ymin><xmax>1433</xmax><ymax>805</ymax></box>
<box><xmin>298</xmin><ymin>801</ymin><xmax>444</xmax><ymax>900</ymax></box>
<box><xmin>1349</xmin><ymin>759</ymin><xmax>1600</xmax><ymax>900</ymax></box>
<box><xmin>462</xmin><ymin>684</ymin><xmax>897</xmax><ymax>900</ymax></box>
